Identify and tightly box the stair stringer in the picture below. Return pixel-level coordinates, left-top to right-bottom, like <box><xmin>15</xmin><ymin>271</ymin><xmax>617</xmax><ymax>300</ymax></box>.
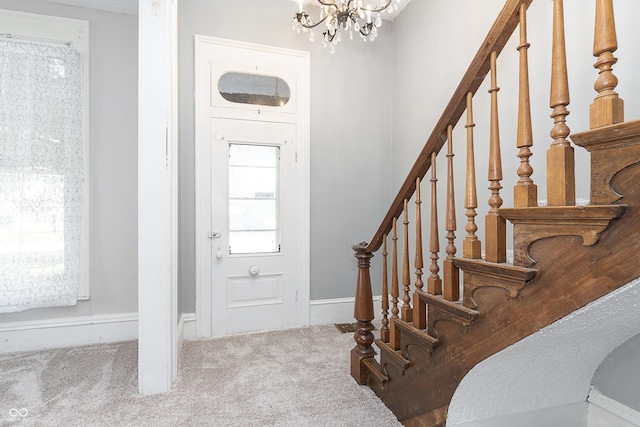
<box><xmin>366</xmin><ymin>160</ymin><xmax>640</xmax><ymax>427</ymax></box>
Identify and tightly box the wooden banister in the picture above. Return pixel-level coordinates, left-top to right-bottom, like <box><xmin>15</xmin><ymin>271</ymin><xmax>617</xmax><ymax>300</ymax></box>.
<box><xmin>414</xmin><ymin>178</ymin><xmax>424</xmax><ymax>294</ymax></box>
<box><xmin>485</xmin><ymin>51</ymin><xmax>507</xmax><ymax>263</ymax></box>
<box><xmin>514</xmin><ymin>2</ymin><xmax>538</xmax><ymax>207</ymax></box>
<box><xmin>381</xmin><ymin>235</ymin><xmax>390</xmax><ymax>343</ymax></box>
<box><xmin>390</xmin><ymin>218</ymin><xmax>400</xmax><ymax>350</ymax></box>
<box><xmin>590</xmin><ymin>0</ymin><xmax>624</xmax><ymax>128</ymax></box>
<box><xmin>464</xmin><ymin>92</ymin><xmax>482</xmax><ymax>259</ymax></box>
<box><xmin>547</xmin><ymin>0</ymin><xmax>575</xmax><ymax>206</ymax></box>
<box><xmin>360</xmin><ymin>0</ymin><xmax>533</xmax><ymax>254</ymax></box>
<box><xmin>428</xmin><ymin>152</ymin><xmax>442</xmax><ymax>296</ymax></box>
<box><xmin>444</xmin><ymin>125</ymin><xmax>460</xmax><ymax>301</ymax></box>
<box><xmin>401</xmin><ymin>200</ymin><xmax>413</xmax><ymax>321</ymax></box>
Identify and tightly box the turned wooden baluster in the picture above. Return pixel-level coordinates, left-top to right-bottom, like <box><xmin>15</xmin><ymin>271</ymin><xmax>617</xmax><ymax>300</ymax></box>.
<box><xmin>547</xmin><ymin>0</ymin><xmax>575</xmax><ymax>206</ymax></box>
<box><xmin>413</xmin><ymin>178</ymin><xmax>427</xmax><ymax>329</ymax></box>
<box><xmin>428</xmin><ymin>152</ymin><xmax>443</xmax><ymax>296</ymax></box>
<box><xmin>485</xmin><ymin>51</ymin><xmax>507</xmax><ymax>263</ymax></box>
<box><xmin>463</xmin><ymin>92</ymin><xmax>482</xmax><ymax>259</ymax></box>
<box><xmin>401</xmin><ymin>200</ymin><xmax>413</xmax><ymax>322</ymax></box>
<box><xmin>390</xmin><ymin>218</ymin><xmax>401</xmax><ymax>350</ymax></box>
<box><xmin>351</xmin><ymin>243</ymin><xmax>375</xmax><ymax>384</ymax></box>
<box><xmin>444</xmin><ymin>125</ymin><xmax>460</xmax><ymax>301</ymax></box>
<box><xmin>514</xmin><ymin>2</ymin><xmax>538</xmax><ymax>208</ymax></box>
<box><xmin>380</xmin><ymin>234</ymin><xmax>390</xmax><ymax>343</ymax></box>
<box><xmin>414</xmin><ymin>178</ymin><xmax>424</xmax><ymax>294</ymax></box>
<box><xmin>590</xmin><ymin>0</ymin><xmax>624</xmax><ymax>128</ymax></box>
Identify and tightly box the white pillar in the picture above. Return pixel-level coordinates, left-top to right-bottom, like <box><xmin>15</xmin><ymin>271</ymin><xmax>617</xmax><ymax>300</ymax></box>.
<box><xmin>137</xmin><ymin>0</ymin><xmax>179</xmax><ymax>395</ymax></box>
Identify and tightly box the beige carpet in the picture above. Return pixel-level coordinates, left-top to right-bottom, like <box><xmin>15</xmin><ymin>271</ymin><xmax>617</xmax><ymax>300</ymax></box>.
<box><xmin>0</xmin><ymin>325</ymin><xmax>401</xmax><ymax>426</ymax></box>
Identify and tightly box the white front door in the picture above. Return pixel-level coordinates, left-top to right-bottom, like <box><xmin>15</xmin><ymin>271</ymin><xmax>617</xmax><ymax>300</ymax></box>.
<box><xmin>210</xmin><ymin>118</ymin><xmax>298</xmax><ymax>334</ymax></box>
<box><xmin>195</xmin><ymin>36</ymin><xmax>310</xmax><ymax>337</ymax></box>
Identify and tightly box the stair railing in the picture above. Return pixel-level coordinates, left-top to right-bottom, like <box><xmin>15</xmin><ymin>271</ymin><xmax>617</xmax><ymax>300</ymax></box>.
<box><xmin>351</xmin><ymin>0</ymin><xmax>626</xmax><ymax>385</ymax></box>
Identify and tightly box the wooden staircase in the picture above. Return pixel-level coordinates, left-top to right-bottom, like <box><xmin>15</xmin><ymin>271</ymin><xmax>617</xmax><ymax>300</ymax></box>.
<box><xmin>349</xmin><ymin>1</ymin><xmax>640</xmax><ymax>426</ymax></box>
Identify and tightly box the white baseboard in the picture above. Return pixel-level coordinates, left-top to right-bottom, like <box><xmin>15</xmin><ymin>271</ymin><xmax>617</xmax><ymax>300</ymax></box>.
<box><xmin>450</xmin><ymin>403</ymin><xmax>588</xmax><ymax>427</ymax></box>
<box><xmin>309</xmin><ymin>296</ymin><xmax>382</xmax><ymax>325</ymax></box>
<box><xmin>588</xmin><ymin>390</ymin><xmax>640</xmax><ymax>426</ymax></box>
<box><xmin>182</xmin><ymin>312</ymin><xmax>197</xmax><ymax>341</ymax></box>
<box><xmin>0</xmin><ymin>312</ymin><xmax>138</xmax><ymax>354</ymax></box>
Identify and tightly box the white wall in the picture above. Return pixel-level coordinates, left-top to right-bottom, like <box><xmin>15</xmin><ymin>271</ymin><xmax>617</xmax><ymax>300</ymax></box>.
<box><xmin>178</xmin><ymin>0</ymin><xmax>394</xmax><ymax>308</ymax></box>
<box><xmin>0</xmin><ymin>1</ymin><xmax>138</xmax><ymax>324</ymax></box>
<box><xmin>447</xmin><ymin>278</ymin><xmax>640</xmax><ymax>425</ymax></box>
<box><xmin>592</xmin><ymin>333</ymin><xmax>640</xmax><ymax>412</ymax></box>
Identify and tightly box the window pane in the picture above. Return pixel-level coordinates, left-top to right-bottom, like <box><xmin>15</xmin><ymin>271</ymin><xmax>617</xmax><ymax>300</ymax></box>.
<box><xmin>229</xmin><ymin>231</ymin><xmax>278</xmax><ymax>254</ymax></box>
<box><xmin>229</xmin><ymin>199</ymin><xmax>276</xmax><ymax>231</ymax></box>
<box><xmin>218</xmin><ymin>72</ymin><xmax>290</xmax><ymax>107</ymax></box>
<box><xmin>228</xmin><ymin>144</ymin><xmax>280</xmax><ymax>254</ymax></box>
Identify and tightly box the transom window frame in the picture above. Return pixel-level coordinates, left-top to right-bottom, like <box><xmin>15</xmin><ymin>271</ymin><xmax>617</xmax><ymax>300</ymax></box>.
<box><xmin>0</xmin><ymin>9</ymin><xmax>91</xmax><ymax>300</ymax></box>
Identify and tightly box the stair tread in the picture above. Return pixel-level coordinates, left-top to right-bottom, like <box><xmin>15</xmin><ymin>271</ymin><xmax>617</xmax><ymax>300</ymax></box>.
<box><xmin>416</xmin><ymin>292</ymin><xmax>480</xmax><ymax>322</ymax></box>
<box><xmin>393</xmin><ymin>318</ymin><xmax>439</xmax><ymax>351</ymax></box>
<box><xmin>362</xmin><ymin>357</ymin><xmax>388</xmax><ymax>385</ymax></box>
<box><xmin>499</xmin><ymin>204</ymin><xmax>628</xmax><ymax>222</ymax></box>
<box><xmin>453</xmin><ymin>257</ymin><xmax>537</xmax><ymax>280</ymax></box>
<box><xmin>375</xmin><ymin>338</ymin><xmax>410</xmax><ymax>372</ymax></box>
<box><xmin>453</xmin><ymin>258</ymin><xmax>537</xmax><ymax>309</ymax></box>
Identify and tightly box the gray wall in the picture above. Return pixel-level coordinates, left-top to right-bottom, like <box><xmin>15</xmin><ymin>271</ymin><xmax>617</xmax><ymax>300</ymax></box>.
<box><xmin>0</xmin><ymin>0</ymin><xmax>138</xmax><ymax>322</ymax></box>
<box><xmin>592</xmin><ymin>333</ymin><xmax>640</xmax><ymax>412</ymax></box>
<box><xmin>179</xmin><ymin>0</ymin><xmax>394</xmax><ymax>309</ymax></box>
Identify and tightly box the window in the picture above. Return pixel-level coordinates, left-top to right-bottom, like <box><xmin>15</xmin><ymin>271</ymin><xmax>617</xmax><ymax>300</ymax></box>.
<box><xmin>0</xmin><ymin>10</ymin><xmax>90</xmax><ymax>313</ymax></box>
<box><xmin>228</xmin><ymin>144</ymin><xmax>281</xmax><ymax>254</ymax></box>
<box><xmin>218</xmin><ymin>72</ymin><xmax>290</xmax><ymax>107</ymax></box>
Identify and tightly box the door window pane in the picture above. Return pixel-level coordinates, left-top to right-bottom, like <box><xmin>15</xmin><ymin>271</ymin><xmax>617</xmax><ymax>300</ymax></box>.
<box><xmin>229</xmin><ymin>144</ymin><xmax>280</xmax><ymax>254</ymax></box>
<box><xmin>218</xmin><ymin>72</ymin><xmax>290</xmax><ymax>107</ymax></box>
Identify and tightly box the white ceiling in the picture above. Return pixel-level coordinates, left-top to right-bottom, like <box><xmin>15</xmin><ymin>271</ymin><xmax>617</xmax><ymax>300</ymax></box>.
<box><xmin>37</xmin><ymin>0</ymin><xmax>411</xmax><ymax>19</ymax></box>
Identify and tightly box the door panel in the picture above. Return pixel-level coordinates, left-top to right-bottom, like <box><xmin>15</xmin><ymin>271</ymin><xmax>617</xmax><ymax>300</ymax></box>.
<box><xmin>210</xmin><ymin>118</ymin><xmax>297</xmax><ymax>335</ymax></box>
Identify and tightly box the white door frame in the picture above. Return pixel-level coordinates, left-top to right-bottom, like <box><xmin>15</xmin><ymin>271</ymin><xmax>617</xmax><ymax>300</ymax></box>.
<box><xmin>138</xmin><ymin>0</ymin><xmax>179</xmax><ymax>394</ymax></box>
<box><xmin>194</xmin><ymin>36</ymin><xmax>310</xmax><ymax>337</ymax></box>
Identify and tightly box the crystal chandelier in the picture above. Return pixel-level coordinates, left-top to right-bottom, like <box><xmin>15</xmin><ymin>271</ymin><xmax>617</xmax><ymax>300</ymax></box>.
<box><xmin>293</xmin><ymin>0</ymin><xmax>401</xmax><ymax>53</ymax></box>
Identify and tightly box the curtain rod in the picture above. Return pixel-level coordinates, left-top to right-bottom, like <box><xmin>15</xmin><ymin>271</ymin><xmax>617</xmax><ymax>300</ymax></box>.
<box><xmin>0</xmin><ymin>33</ymin><xmax>72</xmax><ymax>47</ymax></box>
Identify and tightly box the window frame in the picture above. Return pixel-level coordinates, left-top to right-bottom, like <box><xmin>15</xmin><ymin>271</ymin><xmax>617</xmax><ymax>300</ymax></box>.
<box><xmin>0</xmin><ymin>9</ymin><xmax>90</xmax><ymax>299</ymax></box>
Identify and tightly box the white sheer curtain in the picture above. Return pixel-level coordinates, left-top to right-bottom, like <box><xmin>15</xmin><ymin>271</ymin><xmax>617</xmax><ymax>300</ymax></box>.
<box><xmin>0</xmin><ymin>38</ymin><xmax>85</xmax><ymax>313</ymax></box>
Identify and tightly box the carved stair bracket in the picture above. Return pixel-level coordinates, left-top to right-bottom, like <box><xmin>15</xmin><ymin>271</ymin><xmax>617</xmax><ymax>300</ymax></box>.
<box><xmin>454</xmin><ymin>257</ymin><xmax>537</xmax><ymax>309</ymax></box>
<box><xmin>571</xmin><ymin>119</ymin><xmax>640</xmax><ymax>204</ymax></box>
<box><xmin>500</xmin><ymin>205</ymin><xmax>628</xmax><ymax>267</ymax></box>
<box><xmin>392</xmin><ymin>318</ymin><xmax>439</xmax><ymax>354</ymax></box>
<box><xmin>417</xmin><ymin>292</ymin><xmax>480</xmax><ymax>339</ymax></box>
<box><xmin>362</xmin><ymin>357</ymin><xmax>388</xmax><ymax>386</ymax></box>
<box><xmin>375</xmin><ymin>339</ymin><xmax>411</xmax><ymax>376</ymax></box>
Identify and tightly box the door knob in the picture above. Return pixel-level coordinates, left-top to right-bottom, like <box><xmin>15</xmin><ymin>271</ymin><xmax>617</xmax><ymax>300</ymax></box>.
<box><xmin>215</xmin><ymin>248</ymin><xmax>223</xmax><ymax>259</ymax></box>
<box><xmin>249</xmin><ymin>265</ymin><xmax>259</xmax><ymax>276</ymax></box>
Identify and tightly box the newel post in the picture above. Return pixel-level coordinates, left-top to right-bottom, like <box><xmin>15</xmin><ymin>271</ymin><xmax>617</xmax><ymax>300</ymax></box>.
<box><xmin>351</xmin><ymin>242</ymin><xmax>375</xmax><ymax>385</ymax></box>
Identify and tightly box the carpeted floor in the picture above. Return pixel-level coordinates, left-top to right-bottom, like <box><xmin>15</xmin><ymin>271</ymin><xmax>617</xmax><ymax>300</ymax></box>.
<box><xmin>0</xmin><ymin>325</ymin><xmax>401</xmax><ymax>426</ymax></box>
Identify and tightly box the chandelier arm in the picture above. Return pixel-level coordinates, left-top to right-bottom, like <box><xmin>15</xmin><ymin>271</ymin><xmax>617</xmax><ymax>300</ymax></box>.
<box><xmin>316</xmin><ymin>0</ymin><xmax>337</xmax><ymax>6</ymax></box>
<box><xmin>367</xmin><ymin>0</ymin><xmax>393</xmax><ymax>13</ymax></box>
<box><xmin>296</xmin><ymin>13</ymin><xmax>329</xmax><ymax>29</ymax></box>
